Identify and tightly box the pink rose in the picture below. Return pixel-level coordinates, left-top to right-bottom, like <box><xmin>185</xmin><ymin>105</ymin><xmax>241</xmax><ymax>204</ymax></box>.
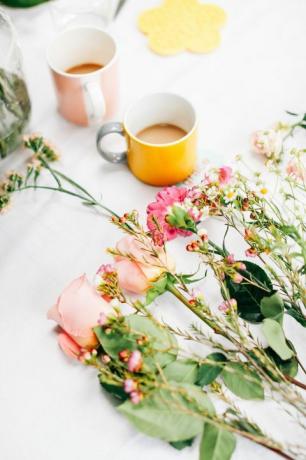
<box><xmin>250</xmin><ymin>130</ymin><xmax>283</xmax><ymax>159</ymax></box>
<box><xmin>114</xmin><ymin>235</ymin><xmax>174</xmax><ymax>294</ymax></box>
<box><xmin>48</xmin><ymin>274</ymin><xmax>112</xmax><ymax>359</ymax></box>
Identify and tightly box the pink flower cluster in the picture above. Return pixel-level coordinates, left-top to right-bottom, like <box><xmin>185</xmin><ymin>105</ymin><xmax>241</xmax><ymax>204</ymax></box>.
<box><xmin>147</xmin><ymin>186</ymin><xmax>192</xmax><ymax>245</ymax></box>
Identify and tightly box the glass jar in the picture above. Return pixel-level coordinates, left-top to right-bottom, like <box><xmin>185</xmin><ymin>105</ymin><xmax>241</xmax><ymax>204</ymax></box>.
<box><xmin>0</xmin><ymin>8</ymin><xmax>31</xmax><ymax>159</ymax></box>
<box><xmin>50</xmin><ymin>0</ymin><xmax>120</xmax><ymax>30</ymax></box>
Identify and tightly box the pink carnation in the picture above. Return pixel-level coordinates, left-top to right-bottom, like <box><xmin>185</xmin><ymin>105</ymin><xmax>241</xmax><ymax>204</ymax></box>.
<box><xmin>218</xmin><ymin>166</ymin><xmax>233</xmax><ymax>185</ymax></box>
<box><xmin>147</xmin><ymin>186</ymin><xmax>191</xmax><ymax>244</ymax></box>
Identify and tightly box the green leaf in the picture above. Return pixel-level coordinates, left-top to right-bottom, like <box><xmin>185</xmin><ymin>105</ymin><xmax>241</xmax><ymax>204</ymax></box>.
<box><xmin>163</xmin><ymin>360</ymin><xmax>198</xmax><ymax>383</ymax></box>
<box><xmin>197</xmin><ymin>353</ymin><xmax>227</xmax><ymax>386</ymax></box>
<box><xmin>262</xmin><ymin>318</ymin><xmax>293</xmax><ymax>360</ymax></box>
<box><xmin>260</xmin><ymin>292</ymin><xmax>284</xmax><ymax>324</ymax></box>
<box><xmin>127</xmin><ymin>315</ymin><xmax>177</xmax><ymax>368</ymax></box>
<box><xmin>200</xmin><ymin>423</ymin><xmax>236</xmax><ymax>460</ymax></box>
<box><xmin>94</xmin><ymin>325</ymin><xmax>134</xmax><ymax>359</ymax></box>
<box><xmin>119</xmin><ymin>383</ymin><xmax>214</xmax><ymax>442</ymax></box>
<box><xmin>225</xmin><ymin>261</ymin><xmax>273</xmax><ymax>323</ymax></box>
<box><xmin>0</xmin><ymin>0</ymin><xmax>48</xmax><ymax>7</ymax></box>
<box><xmin>265</xmin><ymin>342</ymin><xmax>298</xmax><ymax>378</ymax></box>
<box><xmin>222</xmin><ymin>363</ymin><xmax>264</xmax><ymax>400</ymax></box>
<box><xmin>146</xmin><ymin>275</ymin><xmax>168</xmax><ymax>305</ymax></box>
<box><xmin>99</xmin><ymin>379</ymin><xmax>127</xmax><ymax>401</ymax></box>
<box><xmin>170</xmin><ymin>438</ymin><xmax>194</xmax><ymax>450</ymax></box>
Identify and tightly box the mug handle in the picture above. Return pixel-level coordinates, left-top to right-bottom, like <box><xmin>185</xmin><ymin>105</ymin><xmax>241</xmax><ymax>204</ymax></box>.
<box><xmin>96</xmin><ymin>122</ymin><xmax>127</xmax><ymax>164</ymax></box>
<box><xmin>83</xmin><ymin>80</ymin><xmax>106</xmax><ymax>125</ymax></box>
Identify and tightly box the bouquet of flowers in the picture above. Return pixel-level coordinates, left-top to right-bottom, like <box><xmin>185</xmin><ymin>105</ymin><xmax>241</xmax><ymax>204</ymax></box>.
<box><xmin>1</xmin><ymin>113</ymin><xmax>305</xmax><ymax>460</ymax></box>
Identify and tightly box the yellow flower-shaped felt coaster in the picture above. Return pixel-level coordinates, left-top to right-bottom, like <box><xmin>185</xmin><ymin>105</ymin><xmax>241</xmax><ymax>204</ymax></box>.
<box><xmin>138</xmin><ymin>0</ymin><xmax>226</xmax><ymax>55</ymax></box>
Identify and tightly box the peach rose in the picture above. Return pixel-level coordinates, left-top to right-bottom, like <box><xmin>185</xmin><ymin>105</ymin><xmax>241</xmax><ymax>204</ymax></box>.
<box><xmin>114</xmin><ymin>236</ymin><xmax>174</xmax><ymax>294</ymax></box>
<box><xmin>48</xmin><ymin>274</ymin><xmax>112</xmax><ymax>359</ymax></box>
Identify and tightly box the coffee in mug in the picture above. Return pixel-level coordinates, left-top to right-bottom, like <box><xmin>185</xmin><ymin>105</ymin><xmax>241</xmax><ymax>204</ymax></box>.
<box><xmin>136</xmin><ymin>123</ymin><xmax>187</xmax><ymax>145</ymax></box>
<box><xmin>66</xmin><ymin>62</ymin><xmax>104</xmax><ymax>74</ymax></box>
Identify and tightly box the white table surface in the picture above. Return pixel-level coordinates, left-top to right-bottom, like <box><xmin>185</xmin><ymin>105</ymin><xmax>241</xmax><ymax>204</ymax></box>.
<box><xmin>0</xmin><ymin>1</ymin><xmax>306</xmax><ymax>460</ymax></box>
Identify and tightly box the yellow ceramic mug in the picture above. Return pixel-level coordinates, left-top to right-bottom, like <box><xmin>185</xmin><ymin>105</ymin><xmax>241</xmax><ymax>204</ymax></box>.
<box><xmin>96</xmin><ymin>93</ymin><xmax>197</xmax><ymax>186</ymax></box>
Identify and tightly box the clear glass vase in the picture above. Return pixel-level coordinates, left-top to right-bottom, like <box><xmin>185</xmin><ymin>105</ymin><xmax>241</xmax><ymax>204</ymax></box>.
<box><xmin>0</xmin><ymin>8</ymin><xmax>31</xmax><ymax>159</ymax></box>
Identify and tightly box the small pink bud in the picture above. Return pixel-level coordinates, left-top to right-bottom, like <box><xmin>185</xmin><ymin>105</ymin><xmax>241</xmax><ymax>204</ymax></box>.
<box><xmin>124</xmin><ymin>379</ymin><xmax>138</xmax><ymax>394</ymax></box>
<box><xmin>128</xmin><ymin>350</ymin><xmax>143</xmax><ymax>373</ymax></box>
<box><xmin>236</xmin><ymin>262</ymin><xmax>246</xmax><ymax>271</ymax></box>
<box><xmin>130</xmin><ymin>390</ymin><xmax>143</xmax><ymax>405</ymax></box>
<box><xmin>218</xmin><ymin>298</ymin><xmax>237</xmax><ymax>313</ymax></box>
<box><xmin>225</xmin><ymin>254</ymin><xmax>235</xmax><ymax>264</ymax></box>
<box><xmin>245</xmin><ymin>248</ymin><xmax>257</xmax><ymax>258</ymax></box>
<box><xmin>232</xmin><ymin>273</ymin><xmax>243</xmax><ymax>284</ymax></box>
<box><xmin>101</xmin><ymin>354</ymin><xmax>111</xmax><ymax>364</ymax></box>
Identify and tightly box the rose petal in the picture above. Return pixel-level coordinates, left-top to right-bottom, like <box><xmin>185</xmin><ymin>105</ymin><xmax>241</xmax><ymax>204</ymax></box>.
<box><xmin>116</xmin><ymin>259</ymin><xmax>149</xmax><ymax>294</ymax></box>
<box><xmin>58</xmin><ymin>332</ymin><xmax>82</xmax><ymax>360</ymax></box>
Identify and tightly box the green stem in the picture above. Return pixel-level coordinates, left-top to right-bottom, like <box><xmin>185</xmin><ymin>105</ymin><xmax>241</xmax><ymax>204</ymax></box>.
<box><xmin>166</xmin><ymin>283</ymin><xmax>225</xmax><ymax>336</ymax></box>
<box><xmin>17</xmin><ymin>184</ymin><xmax>117</xmax><ymax>217</ymax></box>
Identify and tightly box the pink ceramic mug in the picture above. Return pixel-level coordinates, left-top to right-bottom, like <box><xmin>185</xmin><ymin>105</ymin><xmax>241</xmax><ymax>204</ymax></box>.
<box><xmin>47</xmin><ymin>27</ymin><xmax>119</xmax><ymax>126</ymax></box>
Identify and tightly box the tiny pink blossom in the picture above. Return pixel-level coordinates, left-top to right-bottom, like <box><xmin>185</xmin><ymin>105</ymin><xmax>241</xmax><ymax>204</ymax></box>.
<box><xmin>218</xmin><ymin>166</ymin><xmax>233</xmax><ymax>185</ymax></box>
<box><xmin>245</xmin><ymin>248</ymin><xmax>257</xmax><ymax>258</ymax></box>
<box><xmin>225</xmin><ymin>254</ymin><xmax>235</xmax><ymax>264</ymax></box>
<box><xmin>130</xmin><ymin>390</ymin><xmax>143</xmax><ymax>405</ymax></box>
<box><xmin>218</xmin><ymin>299</ymin><xmax>237</xmax><ymax>313</ymax></box>
<box><xmin>250</xmin><ymin>130</ymin><xmax>283</xmax><ymax>159</ymax></box>
<box><xmin>97</xmin><ymin>264</ymin><xmax>114</xmax><ymax>275</ymax></box>
<box><xmin>124</xmin><ymin>379</ymin><xmax>138</xmax><ymax>394</ymax></box>
<box><xmin>128</xmin><ymin>350</ymin><xmax>143</xmax><ymax>373</ymax></box>
<box><xmin>101</xmin><ymin>354</ymin><xmax>111</xmax><ymax>364</ymax></box>
<box><xmin>232</xmin><ymin>273</ymin><xmax>243</xmax><ymax>283</ymax></box>
<box><xmin>236</xmin><ymin>262</ymin><xmax>246</xmax><ymax>271</ymax></box>
<box><xmin>286</xmin><ymin>160</ymin><xmax>306</xmax><ymax>181</ymax></box>
<box><xmin>97</xmin><ymin>312</ymin><xmax>107</xmax><ymax>326</ymax></box>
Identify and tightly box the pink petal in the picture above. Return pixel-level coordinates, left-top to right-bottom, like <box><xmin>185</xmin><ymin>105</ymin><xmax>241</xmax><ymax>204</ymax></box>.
<box><xmin>57</xmin><ymin>275</ymin><xmax>112</xmax><ymax>342</ymax></box>
<box><xmin>116</xmin><ymin>259</ymin><xmax>149</xmax><ymax>294</ymax></box>
<box><xmin>58</xmin><ymin>332</ymin><xmax>82</xmax><ymax>360</ymax></box>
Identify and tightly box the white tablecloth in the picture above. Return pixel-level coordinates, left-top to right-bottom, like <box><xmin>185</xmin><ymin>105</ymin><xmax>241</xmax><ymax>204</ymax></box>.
<box><xmin>1</xmin><ymin>1</ymin><xmax>306</xmax><ymax>459</ymax></box>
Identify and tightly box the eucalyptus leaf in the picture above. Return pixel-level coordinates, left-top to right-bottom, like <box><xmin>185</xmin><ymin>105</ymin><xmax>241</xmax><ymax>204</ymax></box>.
<box><xmin>265</xmin><ymin>343</ymin><xmax>298</xmax><ymax>378</ymax></box>
<box><xmin>163</xmin><ymin>360</ymin><xmax>198</xmax><ymax>383</ymax></box>
<box><xmin>260</xmin><ymin>293</ymin><xmax>284</xmax><ymax>324</ymax></box>
<box><xmin>94</xmin><ymin>314</ymin><xmax>177</xmax><ymax>368</ymax></box>
<box><xmin>119</xmin><ymin>383</ymin><xmax>214</xmax><ymax>442</ymax></box>
<box><xmin>94</xmin><ymin>326</ymin><xmax>134</xmax><ymax>359</ymax></box>
<box><xmin>225</xmin><ymin>261</ymin><xmax>273</xmax><ymax>323</ymax></box>
<box><xmin>262</xmin><ymin>318</ymin><xmax>293</xmax><ymax>360</ymax></box>
<box><xmin>222</xmin><ymin>363</ymin><xmax>264</xmax><ymax>400</ymax></box>
<box><xmin>197</xmin><ymin>353</ymin><xmax>227</xmax><ymax>386</ymax></box>
<box><xmin>127</xmin><ymin>315</ymin><xmax>178</xmax><ymax>367</ymax></box>
<box><xmin>200</xmin><ymin>423</ymin><xmax>236</xmax><ymax>460</ymax></box>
